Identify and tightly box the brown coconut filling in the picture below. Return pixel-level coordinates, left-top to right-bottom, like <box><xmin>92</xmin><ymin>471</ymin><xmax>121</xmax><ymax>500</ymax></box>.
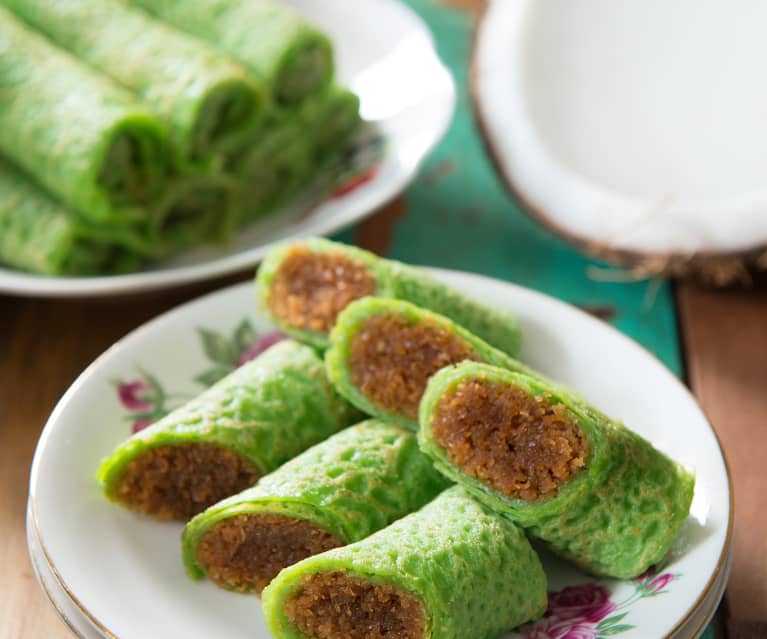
<box><xmin>349</xmin><ymin>314</ymin><xmax>480</xmax><ymax>419</ymax></box>
<box><xmin>269</xmin><ymin>247</ymin><xmax>377</xmax><ymax>333</ymax></box>
<box><xmin>284</xmin><ymin>571</ymin><xmax>426</xmax><ymax>639</ymax></box>
<box><xmin>431</xmin><ymin>379</ymin><xmax>588</xmax><ymax>501</ymax></box>
<box><xmin>196</xmin><ymin>513</ymin><xmax>342</xmax><ymax>594</ymax></box>
<box><xmin>114</xmin><ymin>443</ymin><xmax>259</xmax><ymax>520</ymax></box>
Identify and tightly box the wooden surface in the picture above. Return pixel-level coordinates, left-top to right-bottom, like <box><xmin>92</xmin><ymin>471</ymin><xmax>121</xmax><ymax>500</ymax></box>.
<box><xmin>678</xmin><ymin>284</ymin><xmax>767</xmax><ymax>639</ymax></box>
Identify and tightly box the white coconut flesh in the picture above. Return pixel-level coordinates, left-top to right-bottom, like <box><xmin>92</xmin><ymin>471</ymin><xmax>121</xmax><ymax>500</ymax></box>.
<box><xmin>474</xmin><ymin>0</ymin><xmax>767</xmax><ymax>257</ymax></box>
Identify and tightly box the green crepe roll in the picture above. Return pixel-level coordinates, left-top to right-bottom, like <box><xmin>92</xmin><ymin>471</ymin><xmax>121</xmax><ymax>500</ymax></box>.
<box><xmin>262</xmin><ymin>485</ymin><xmax>547</xmax><ymax>639</ymax></box>
<box><xmin>255</xmin><ymin>237</ymin><xmax>523</xmax><ymax>356</ymax></box>
<box><xmin>182</xmin><ymin>419</ymin><xmax>449</xmax><ymax>593</ymax></box>
<box><xmin>419</xmin><ymin>362</ymin><xmax>696</xmax><ymax>579</ymax></box>
<box><xmin>130</xmin><ymin>0</ymin><xmax>333</xmax><ymax>105</ymax></box>
<box><xmin>153</xmin><ymin>174</ymin><xmax>237</xmax><ymax>256</ymax></box>
<box><xmin>97</xmin><ymin>340</ymin><xmax>358</xmax><ymax>521</ymax></box>
<box><xmin>0</xmin><ymin>157</ymin><xmax>142</xmax><ymax>275</ymax></box>
<box><xmin>0</xmin><ymin>8</ymin><xmax>167</xmax><ymax>224</ymax></box>
<box><xmin>2</xmin><ymin>0</ymin><xmax>264</xmax><ymax>164</ymax></box>
<box><xmin>232</xmin><ymin>88</ymin><xmax>362</xmax><ymax>223</ymax></box>
<box><xmin>301</xmin><ymin>86</ymin><xmax>362</xmax><ymax>160</ymax></box>
<box><xmin>325</xmin><ymin>296</ymin><xmax>535</xmax><ymax>430</ymax></box>
<box><xmin>231</xmin><ymin>118</ymin><xmax>311</xmax><ymax>224</ymax></box>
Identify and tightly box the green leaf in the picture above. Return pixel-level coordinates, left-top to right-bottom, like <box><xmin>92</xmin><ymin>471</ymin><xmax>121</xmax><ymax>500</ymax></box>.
<box><xmin>194</xmin><ymin>367</ymin><xmax>230</xmax><ymax>387</ymax></box>
<box><xmin>597</xmin><ymin>613</ymin><xmax>628</xmax><ymax>629</ymax></box>
<box><xmin>126</xmin><ymin>411</ymin><xmax>157</xmax><ymax>421</ymax></box>
<box><xmin>198</xmin><ymin>328</ymin><xmax>236</xmax><ymax>367</ymax></box>
<box><xmin>599</xmin><ymin>624</ymin><xmax>635</xmax><ymax>636</ymax></box>
<box><xmin>233</xmin><ymin>319</ymin><xmax>257</xmax><ymax>354</ymax></box>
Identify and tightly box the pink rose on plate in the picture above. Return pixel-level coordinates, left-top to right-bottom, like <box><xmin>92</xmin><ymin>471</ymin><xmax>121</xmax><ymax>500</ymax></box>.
<box><xmin>546</xmin><ymin>584</ymin><xmax>616</xmax><ymax>623</ymax></box>
<box><xmin>237</xmin><ymin>331</ymin><xmax>286</xmax><ymax>366</ymax></box>
<box><xmin>522</xmin><ymin>618</ymin><xmax>599</xmax><ymax>639</ymax></box>
<box><xmin>118</xmin><ymin>380</ymin><xmax>152</xmax><ymax>411</ymax></box>
<box><xmin>522</xmin><ymin>618</ymin><xmax>565</xmax><ymax>639</ymax></box>
<box><xmin>557</xmin><ymin>622</ymin><xmax>600</xmax><ymax>639</ymax></box>
<box><xmin>645</xmin><ymin>572</ymin><xmax>675</xmax><ymax>593</ymax></box>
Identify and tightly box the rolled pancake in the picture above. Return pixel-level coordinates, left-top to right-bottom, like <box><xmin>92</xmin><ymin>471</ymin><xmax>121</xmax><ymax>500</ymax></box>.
<box><xmin>0</xmin><ymin>157</ymin><xmax>139</xmax><ymax>275</ymax></box>
<box><xmin>0</xmin><ymin>8</ymin><xmax>167</xmax><ymax>223</ymax></box>
<box><xmin>256</xmin><ymin>237</ymin><xmax>522</xmax><ymax>356</ymax></box>
<box><xmin>232</xmin><ymin>88</ymin><xmax>362</xmax><ymax>223</ymax></box>
<box><xmin>325</xmin><ymin>297</ymin><xmax>535</xmax><ymax>430</ymax></box>
<box><xmin>230</xmin><ymin>117</ymin><xmax>311</xmax><ymax>224</ymax></box>
<box><xmin>419</xmin><ymin>361</ymin><xmax>695</xmax><ymax>578</ymax></box>
<box><xmin>1</xmin><ymin>0</ymin><xmax>263</xmax><ymax>164</ymax></box>
<box><xmin>262</xmin><ymin>486</ymin><xmax>547</xmax><ymax>639</ymax></box>
<box><xmin>97</xmin><ymin>340</ymin><xmax>357</xmax><ymax>520</ymax></box>
<box><xmin>182</xmin><ymin>419</ymin><xmax>448</xmax><ymax>593</ymax></box>
<box><xmin>130</xmin><ymin>0</ymin><xmax>333</xmax><ymax>105</ymax></box>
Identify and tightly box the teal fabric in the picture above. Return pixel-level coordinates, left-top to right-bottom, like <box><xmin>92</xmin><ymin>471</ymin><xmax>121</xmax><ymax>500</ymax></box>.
<box><xmin>337</xmin><ymin>1</ymin><xmax>714</xmax><ymax>635</ymax></box>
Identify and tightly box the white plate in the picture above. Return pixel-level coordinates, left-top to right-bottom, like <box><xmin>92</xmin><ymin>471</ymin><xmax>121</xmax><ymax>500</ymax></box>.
<box><xmin>26</xmin><ymin>502</ymin><xmax>104</xmax><ymax>639</ymax></box>
<box><xmin>28</xmin><ymin>270</ymin><xmax>731</xmax><ymax>639</ymax></box>
<box><xmin>0</xmin><ymin>0</ymin><xmax>455</xmax><ymax>298</ymax></box>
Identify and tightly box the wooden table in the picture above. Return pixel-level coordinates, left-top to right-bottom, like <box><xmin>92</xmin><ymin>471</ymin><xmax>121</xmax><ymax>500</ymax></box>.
<box><xmin>2</xmin><ymin>1</ymin><xmax>765</xmax><ymax>637</ymax></box>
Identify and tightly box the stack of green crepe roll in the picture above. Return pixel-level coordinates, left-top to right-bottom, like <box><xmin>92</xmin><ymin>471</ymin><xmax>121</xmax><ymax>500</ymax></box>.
<box><xmin>0</xmin><ymin>0</ymin><xmax>361</xmax><ymax>276</ymax></box>
<box><xmin>97</xmin><ymin>238</ymin><xmax>695</xmax><ymax>639</ymax></box>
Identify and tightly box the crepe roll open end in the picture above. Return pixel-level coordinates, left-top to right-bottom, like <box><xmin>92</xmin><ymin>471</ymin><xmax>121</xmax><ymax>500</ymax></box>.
<box><xmin>275</xmin><ymin>33</ymin><xmax>334</xmax><ymax>104</ymax></box>
<box><xmin>348</xmin><ymin>313</ymin><xmax>480</xmax><ymax>420</ymax></box>
<box><xmin>196</xmin><ymin>514</ymin><xmax>341</xmax><ymax>594</ymax></box>
<box><xmin>99</xmin><ymin>124</ymin><xmax>167</xmax><ymax>209</ymax></box>
<box><xmin>192</xmin><ymin>80</ymin><xmax>263</xmax><ymax>159</ymax></box>
<box><xmin>284</xmin><ymin>572</ymin><xmax>426</xmax><ymax>639</ymax></box>
<box><xmin>431</xmin><ymin>378</ymin><xmax>588</xmax><ymax>501</ymax></box>
<box><xmin>266</xmin><ymin>245</ymin><xmax>378</xmax><ymax>334</ymax></box>
<box><xmin>111</xmin><ymin>443</ymin><xmax>259</xmax><ymax>520</ymax></box>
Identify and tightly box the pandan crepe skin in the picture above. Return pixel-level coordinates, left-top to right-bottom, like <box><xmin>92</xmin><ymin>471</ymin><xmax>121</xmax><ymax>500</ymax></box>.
<box><xmin>152</xmin><ymin>174</ymin><xmax>237</xmax><ymax>256</ymax></box>
<box><xmin>302</xmin><ymin>86</ymin><xmax>362</xmax><ymax>159</ymax></box>
<box><xmin>0</xmin><ymin>158</ymin><xmax>141</xmax><ymax>275</ymax></box>
<box><xmin>419</xmin><ymin>362</ymin><xmax>696</xmax><ymax>579</ymax></box>
<box><xmin>182</xmin><ymin>419</ymin><xmax>449</xmax><ymax>586</ymax></box>
<box><xmin>98</xmin><ymin>340</ymin><xmax>358</xmax><ymax>507</ymax></box>
<box><xmin>130</xmin><ymin>0</ymin><xmax>333</xmax><ymax>105</ymax></box>
<box><xmin>231</xmin><ymin>118</ymin><xmax>311</xmax><ymax>223</ymax></box>
<box><xmin>325</xmin><ymin>297</ymin><xmax>535</xmax><ymax>431</ymax></box>
<box><xmin>262</xmin><ymin>486</ymin><xmax>547</xmax><ymax>639</ymax></box>
<box><xmin>0</xmin><ymin>8</ymin><xmax>167</xmax><ymax>223</ymax></box>
<box><xmin>2</xmin><ymin>0</ymin><xmax>263</xmax><ymax>164</ymax></box>
<box><xmin>233</xmin><ymin>88</ymin><xmax>361</xmax><ymax>222</ymax></box>
<box><xmin>256</xmin><ymin>237</ymin><xmax>523</xmax><ymax>356</ymax></box>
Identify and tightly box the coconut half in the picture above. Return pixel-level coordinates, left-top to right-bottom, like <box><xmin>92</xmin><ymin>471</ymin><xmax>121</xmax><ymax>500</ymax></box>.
<box><xmin>472</xmin><ymin>0</ymin><xmax>767</xmax><ymax>284</ymax></box>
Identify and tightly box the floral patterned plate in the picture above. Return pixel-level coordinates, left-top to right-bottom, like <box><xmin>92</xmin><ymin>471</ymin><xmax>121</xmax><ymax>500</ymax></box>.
<box><xmin>28</xmin><ymin>270</ymin><xmax>731</xmax><ymax>639</ymax></box>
